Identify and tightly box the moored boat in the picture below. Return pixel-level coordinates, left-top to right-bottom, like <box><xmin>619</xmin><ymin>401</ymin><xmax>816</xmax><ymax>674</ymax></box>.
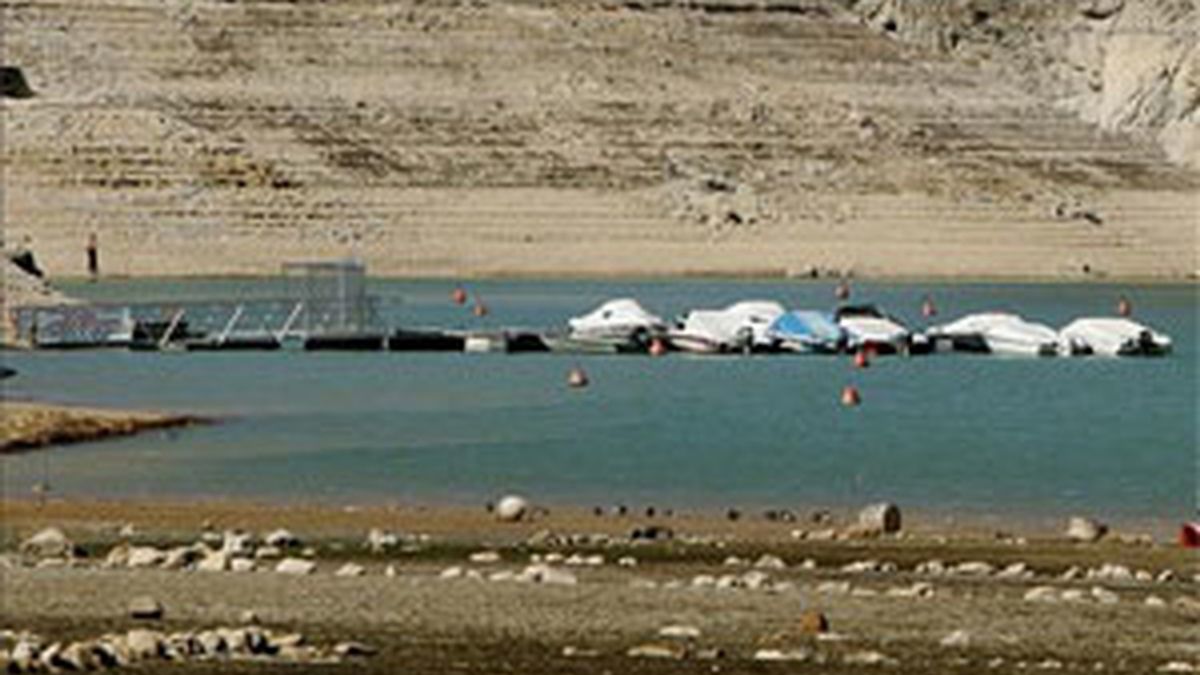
<box><xmin>1058</xmin><ymin>317</ymin><xmax>1172</xmax><ymax>357</ymax></box>
<box><xmin>764</xmin><ymin>310</ymin><xmax>847</xmax><ymax>354</ymax></box>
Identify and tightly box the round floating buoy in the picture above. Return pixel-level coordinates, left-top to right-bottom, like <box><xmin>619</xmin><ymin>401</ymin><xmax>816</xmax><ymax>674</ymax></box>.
<box><xmin>452</xmin><ymin>286</ymin><xmax>468</xmax><ymax>305</ymax></box>
<box><xmin>567</xmin><ymin>367</ymin><xmax>589</xmax><ymax>388</ymax></box>
<box><xmin>473</xmin><ymin>301</ymin><xmax>489</xmax><ymax>317</ymax></box>
<box><xmin>649</xmin><ymin>337</ymin><xmax>667</xmax><ymax>357</ymax></box>
<box><xmin>922</xmin><ymin>295</ymin><xmax>937</xmax><ymax>318</ymax></box>
<box><xmin>854</xmin><ymin>350</ymin><xmax>870</xmax><ymax>369</ymax></box>
<box><xmin>835</xmin><ymin>280</ymin><xmax>851</xmax><ymax>301</ymax></box>
<box><xmin>841</xmin><ymin>385</ymin><xmax>861</xmax><ymax>407</ymax></box>
<box><xmin>1117</xmin><ymin>295</ymin><xmax>1132</xmax><ymax>317</ymax></box>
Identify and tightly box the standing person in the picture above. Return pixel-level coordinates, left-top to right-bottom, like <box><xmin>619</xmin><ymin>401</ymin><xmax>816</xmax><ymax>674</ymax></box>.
<box><xmin>86</xmin><ymin>232</ymin><xmax>99</xmax><ymax>280</ymax></box>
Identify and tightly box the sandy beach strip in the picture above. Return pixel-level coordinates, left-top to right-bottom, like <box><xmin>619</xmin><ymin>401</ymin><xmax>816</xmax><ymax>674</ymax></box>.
<box><xmin>0</xmin><ymin>401</ymin><xmax>207</xmax><ymax>453</ymax></box>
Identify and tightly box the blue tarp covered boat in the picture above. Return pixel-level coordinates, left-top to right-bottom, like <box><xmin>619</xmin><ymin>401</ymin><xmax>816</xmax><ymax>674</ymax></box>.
<box><xmin>765</xmin><ymin>310</ymin><xmax>846</xmax><ymax>354</ymax></box>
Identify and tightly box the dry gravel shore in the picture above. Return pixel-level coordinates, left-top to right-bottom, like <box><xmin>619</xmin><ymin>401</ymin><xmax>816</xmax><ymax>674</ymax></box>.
<box><xmin>2</xmin><ymin>499</ymin><xmax>1197</xmax><ymax>675</ymax></box>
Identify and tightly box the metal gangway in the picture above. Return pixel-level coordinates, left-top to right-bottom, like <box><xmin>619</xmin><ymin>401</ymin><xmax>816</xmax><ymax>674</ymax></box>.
<box><xmin>11</xmin><ymin>259</ymin><xmax>387</xmax><ymax>350</ymax></box>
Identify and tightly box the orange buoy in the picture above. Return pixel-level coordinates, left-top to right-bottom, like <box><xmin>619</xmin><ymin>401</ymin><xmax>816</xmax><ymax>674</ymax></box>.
<box><xmin>649</xmin><ymin>337</ymin><xmax>667</xmax><ymax>357</ymax></box>
<box><xmin>567</xmin><ymin>367</ymin><xmax>590</xmax><ymax>388</ymax></box>
<box><xmin>853</xmin><ymin>350</ymin><xmax>870</xmax><ymax>369</ymax></box>
<box><xmin>1117</xmin><ymin>295</ymin><xmax>1132</xmax><ymax>317</ymax></box>
<box><xmin>921</xmin><ymin>295</ymin><xmax>937</xmax><ymax>318</ymax></box>
<box><xmin>452</xmin><ymin>286</ymin><xmax>468</xmax><ymax>305</ymax></box>
<box><xmin>835</xmin><ymin>280</ymin><xmax>851</xmax><ymax>301</ymax></box>
<box><xmin>473</xmin><ymin>301</ymin><xmax>489</xmax><ymax>317</ymax></box>
<box><xmin>840</xmin><ymin>385</ymin><xmax>861</xmax><ymax>407</ymax></box>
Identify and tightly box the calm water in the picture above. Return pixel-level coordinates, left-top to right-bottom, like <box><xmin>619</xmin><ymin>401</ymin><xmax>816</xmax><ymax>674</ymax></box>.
<box><xmin>2</xmin><ymin>278</ymin><xmax>1196</xmax><ymax>523</ymax></box>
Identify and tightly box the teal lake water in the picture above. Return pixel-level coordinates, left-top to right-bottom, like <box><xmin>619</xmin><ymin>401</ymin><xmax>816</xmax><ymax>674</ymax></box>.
<box><xmin>2</xmin><ymin>279</ymin><xmax>1196</xmax><ymax>523</ymax></box>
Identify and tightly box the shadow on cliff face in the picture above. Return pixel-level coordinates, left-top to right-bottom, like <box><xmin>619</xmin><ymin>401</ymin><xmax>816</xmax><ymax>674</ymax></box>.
<box><xmin>1</xmin><ymin>66</ymin><xmax>35</xmax><ymax>99</ymax></box>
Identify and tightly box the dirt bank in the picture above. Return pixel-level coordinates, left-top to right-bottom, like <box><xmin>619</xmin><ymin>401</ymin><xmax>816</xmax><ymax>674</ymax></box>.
<box><xmin>0</xmin><ymin>401</ymin><xmax>206</xmax><ymax>453</ymax></box>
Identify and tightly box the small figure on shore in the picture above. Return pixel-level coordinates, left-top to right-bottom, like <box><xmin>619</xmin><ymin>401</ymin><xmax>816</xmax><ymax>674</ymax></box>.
<box><xmin>921</xmin><ymin>295</ymin><xmax>937</xmax><ymax>318</ymax></box>
<box><xmin>1116</xmin><ymin>295</ymin><xmax>1132</xmax><ymax>317</ymax></box>
<box><xmin>452</xmin><ymin>285</ymin><xmax>467</xmax><ymax>305</ymax></box>
<box><xmin>86</xmin><ymin>232</ymin><xmax>100</xmax><ymax>280</ymax></box>
<box><xmin>835</xmin><ymin>280</ymin><xmax>851</xmax><ymax>301</ymax></box>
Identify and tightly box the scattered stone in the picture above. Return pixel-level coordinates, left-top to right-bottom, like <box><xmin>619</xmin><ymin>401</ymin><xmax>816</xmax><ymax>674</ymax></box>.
<box><xmin>754</xmin><ymin>554</ymin><xmax>787</xmax><ymax>570</ymax></box>
<box><xmin>520</xmin><ymin>564</ymin><xmax>577</xmax><ymax>585</ymax></box>
<box><xmin>723</xmin><ymin>555</ymin><xmax>746</xmax><ymax>567</ymax></box>
<box><xmin>196</xmin><ymin>551</ymin><xmax>230</xmax><ymax>572</ymax></box>
<box><xmin>887</xmin><ymin>582</ymin><xmax>935</xmax><ymax>599</ymax></box>
<box><xmin>469</xmin><ymin>551</ymin><xmax>502</xmax><ymax>564</ymax></box>
<box><xmin>275</xmin><ymin>558</ymin><xmax>317</xmax><ymax>575</ymax></box>
<box><xmin>916</xmin><ymin>559</ymin><xmax>947</xmax><ymax>576</ymax></box>
<box><xmin>20</xmin><ymin>527</ymin><xmax>76</xmax><ymax>558</ymax></box>
<box><xmin>617</xmin><ymin>556</ymin><xmax>638</xmax><ymax>567</ymax></box>
<box><xmin>817</xmin><ymin>580</ymin><xmax>852</xmax><ymax>595</ymax></box>
<box><xmin>440</xmin><ymin>566</ymin><xmax>464</xmax><ymax>579</ymax></box>
<box><xmin>1061</xmin><ymin>589</ymin><xmax>1087</xmax><ymax>602</ymax></box>
<box><xmin>695</xmin><ymin>647</ymin><xmax>726</xmax><ymax>660</ymax></box>
<box><xmin>264</xmin><ymin>529</ymin><xmax>299</xmax><ymax>548</ymax></box>
<box><xmin>798</xmin><ymin>609</ymin><xmax>829</xmax><ymax>634</ymax></box>
<box><xmin>953</xmin><ymin>561</ymin><xmax>995</xmax><ymax>576</ymax></box>
<box><xmin>221</xmin><ymin>530</ymin><xmax>255</xmax><ymax>557</ymax></box>
<box><xmin>1145</xmin><ymin>595</ymin><xmax>1167</xmax><ymax>607</ymax></box>
<box><xmin>125</xmin><ymin>629</ymin><xmax>164</xmax><ymax>659</ymax></box>
<box><xmin>333</xmin><ymin>641</ymin><xmax>377</xmax><ymax>658</ymax></box>
<box><xmin>755</xmin><ymin>648</ymin><xmax>811</xmax><ymax>662</ymax></box>
<box><xmin>1158</xmin><ymin>663</ymin><xmax>1198</xmax><ymax>673</ymax></box>
<box><xmin>254</xmin><ymin>545</ymin><xmax>283</xmax><ymax>560</ymax></box>
<box><xmin>238</xmin><ymin>610</ymin><xmax>260</xmax><ymax>624</ymax></box>
<box><xmin>1024</xmin><ymin>586</ymin><xmax>1059</xmax><ymax>603</ymax></box>
<box><xmin>335</xmin><ymin>563</ymin><xmax>365</xmax><ymax>577</ymax></box>
<box><xmin>494</xmin><ymin>494</ymin><xmax>530</xmax><ymax>522</ymax></box>
<box><xmin>1060</xmin><ymin>566</ymin><xmax>1083</xmax><ymax>581</ymax></box>
<box><xmin>230</xmin><ymin>558</ymin><xmax>256</xmax><ymax>573</ymax></box>
<box><xmin>1156</xmin><ymin>570</ymin><xmax>1176</xmax><ymax>584</ymax></box>
<box><xmin>658</xmin><ymin>625</ymin><xmax>701</xmax><ymax>639</ymax></box>
<box><xmin>366</xmin><ymin>528</ymin><xmax>399</xmax><ymax>553</ymax></box>
<box><xmin>128</xmin><ymin>596</ymin><xmax>163</xmax><ymax>621</ymax></box>
<box><xmin>858</xmin><ymin>502</ymin><xmax>902</xmax><ymax>534</ymax></box>
<box><xmin>941</xmin><ymin>630</ymin><xmax>971</xmax><ymax>648</ymax></box>
<box><xmin>1091</xmin><ymin>586</ymin><xmax>1119</xmax><ymax>604</ymax></box>
<box><xmin>691</xmin><ymin>574</ymin><xmax>716</xmax><ymax>588</ymax></box>
<box><xmin>627</xmin><ymin>642</ymin><xmax>686</xmax><ymax>659</ymax></box>
<box><xmin>844</xmin><ymin>650</ymin><xmax>896</xmax><ymax>666</ymax></box>
<box><xmin>1067</xmin><ymin>517</ymin><xmax>1107</xmax><ymax>542</ymax></box>
<box><xmin>1080</xmin><ymin>0</ymin><xmax>1125</xmax><ymax>21</ymax></box>
<box><xmin>1039</xmin><ymin>659</ymin><xmax>1065</xmax><ymax>669</ymax></box>
<box><xmin>842</xmin><ymin>559</ymin><xmax>882</xmax><ymax>574</ymax></box>
<box><xmin>562</xmin><ymin>645</ymin><xmax>601</xmax><ymax>658</ymax></box>
<box><xmin>997</xmin><ymin>562</ymin><xmax>1031</xmax><ymax>579</ymax></box>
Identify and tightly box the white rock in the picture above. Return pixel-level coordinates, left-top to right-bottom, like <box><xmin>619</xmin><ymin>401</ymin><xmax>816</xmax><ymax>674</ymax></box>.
<box><xmin>1145</xmin><ymin>595</ymin><xmax>1167</xmax><ymax>607</ymax></box>
<box><xmin>366</xmin><ymin>528</ymin><xmax>399</xmax><ymax>553</ymax></box>
<box><xmin>1060</xmin><ymin>566</ymin><xmax>1082</xmax><ymax>581</ymax></box>
<box><xmin>1156</xmin><ymin>570</ymin><xmax>1176</xmax><ymax>583</ymax></box>
<box><xmin>1066</xmin><ymin>516</ymin><xmax>1107</xmax><ymax>542</ymax></box>
<box><xmin>264</xmin><ymin>529</ymin><xmax>299</xmax><ymax>547</ymax></box>
<box><xmin>1024</xmin><ymin>586</ymin><xmax>1059</xmax><ymax>603</ymax></box>
<box><xmin>221</xmin><ymin>530</ymin><xmax>255</xmax><ymax>557</ymax></box>
<box><xmin>469</xmin><ymin>551</ymin><xmax>501</xmax><ymax>564</ymax></box>
<box><xmin>125</xmin><ymin>630</ymin><xmax>163</xmax><ymax>660</ymax></box>
<box><xmin>617</xmin><ymin>556</ymin><xmax>638</xmax><ymax>567</ymax></box>
<box><xmin>952</xmin><ymin>561</ymin><xmax>995</xmax><ymax>576</ymax></box>
<box><xmin>1061</xmin><ymin>589</ymin><xmax>1087</xmax><ymax>602</ymax></box>
<box><xmin>755</xmin><ymin>648</ymin><xmax>811</xmax><ymax>662</ymax></box>
<box><xmin>1039</xmin><ymin>659</ymin><xmax>1064</xmax><ymax>670</ymax></box>
<box><xmin>1158</xmin><ymin>663</ymin><xmax>1198</xmax><ymax>673</ymax></box>
<box><xmin>494</xmin><ymin>495</ymin><xmax>530</xmax><ymax>522</ymax></box>
<box><xmin>520</xmin><ymin>564</ymin><xmax>577</xmax><ymax>585</ymax></box>
<box><xmin>842</xmin><ymin>560</ymin><xmax>881</xmax><ymax>574</ymax></box>
<box><xmin>1091</xmin><ymin>586</ymin><xmax>1119</xmax><ymax>604</ymax></box>
<box><xmin>818</xmin><ymin>580</ymin><xmax>852</xmax><ymax>595</ymax></box>
<box><xmin>439</xmin><ymin>566</ymin><xmax>464</xmax><ymax>579</ymax></box>
<box><xmin>254</xmin><ymin>545</ymin><xmax>283</xmax><ymax>560</ymax></box>
<box><xmin>128</xmin><ymin>596</ymin><xmax>164</xmax><ymax>620</ymax></box>
<box><xmin>997</xmin><ymin>562</ymin><xmax>1030</xmax><ymax>578</ymax></box>
<box><xmin>858</xmin><ymin>502</ymin><xmax>902</xmax><ymax>533</ymax></box>
<box><xmin>20</xmin><ymin>527</ymin><xmax>75</xmax><ymax>558</ymax></box>
<box><xmin>916</xmin><ymin>559</ymin><xmax>947</xmax><ymax>575</ymax></box>
<box><xmin>196</xmin><ymin>551</ymin><xmax>230</xmax><ymax>572</ymax></box>
<box><xmin>754</xmin><ymin>554</ymin><xmax>787</xmax><ymax>570</ymax></box>
<box><xmin>230</xmin><ymin>558</ymin><xmax>256</xmax><ymax>573</ymax></box>
<box><xmin>887</xmin><ymin>582</ymin><xmax>935</xmax><ymax>599</ymax></box>
<box><xmin>799</xmin><ymin>558</ymin><xmax>818</xmax><ymax>570</ymax></box>
<box><xmin>275</xmin><ymin>558</ymin><xmax>316</xmax><ymax>575</ymax></box>
<box><xmin>691</xmin><ymin>574</ymin><xmax>715</xmax><ymax>588</ymax></box>
<box><xmin>723</xmin><ymin>556</ymin><xmax>746</xmax><ymax>567</ymax></box>
<box><xmin>658</xmin><ymin>625</ymin><xmax>701</xmax><ymax>639</ymax></box>
<box><xmin>385</xmin><ymin>564</ymin><xmax>398</xmax><ymax>577</ymax></box>
<box><xmin>488</xmin><ymin>570</ymin><xmax>517</xmax><ymax>582</ymax></box>
<box><xmin>627</xmin><ymin>643</ymin><xmax>685</xmax><ymax>659</ymax></box>
<box><xmin>844</xmin><ymin>650</ymin><xmax>896</xmax><ymax>666</ymax></box>
<box><xmin>336</xmin><ymin>563</ymin><xmax>365</xmax><ymax>577</ymax></box>
<box><xmin>941</xmin><ymin>630</ymin><xmax>971</xmax><ymax>647</ymax></box>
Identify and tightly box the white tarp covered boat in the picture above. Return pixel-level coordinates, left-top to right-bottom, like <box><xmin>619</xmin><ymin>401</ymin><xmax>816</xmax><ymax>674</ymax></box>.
<box><xmin>1058</xmin><ymin>317</ymin><xmax>1172</xmax><ymax>357</ymax></box>
<box><xmin>566</xmin><ymin>298</ymin><xmax>666</xmax><ymax>342</ymax></box>
<box><xmin>835</xmin><ymin>305</ymin><xmax>928</xmax><ymax>354</ymax></box>
<box><xmin>668</xmin><ymin>300</ymin><xmax>785</xmax><ymax>354</ymax></box>
<box><xmin>925</xmin><ymin>312</ymin><xmax>1067</xmax><ymax>357</ymax></box>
